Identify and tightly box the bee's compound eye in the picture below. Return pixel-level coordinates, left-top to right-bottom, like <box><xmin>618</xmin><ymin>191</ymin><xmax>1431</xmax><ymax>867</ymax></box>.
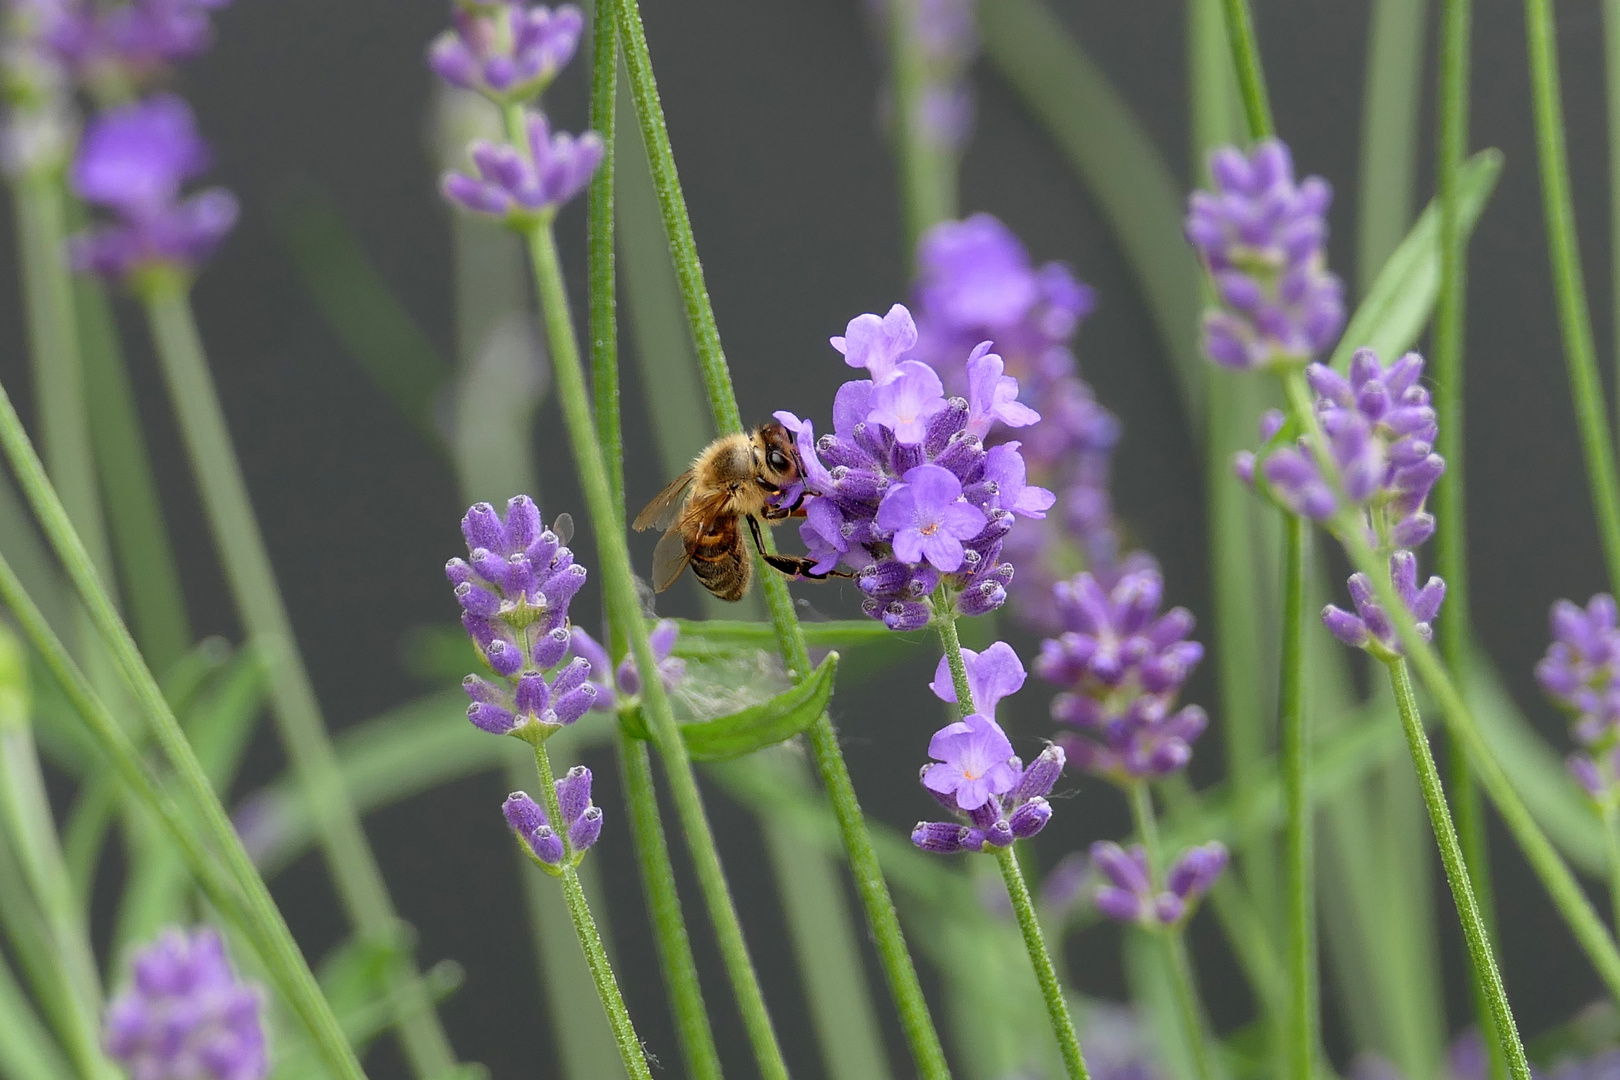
<box><xmin>767</xmin><ymin>449</ymin><xmax>790</xmax><ymax>472</ymax></box>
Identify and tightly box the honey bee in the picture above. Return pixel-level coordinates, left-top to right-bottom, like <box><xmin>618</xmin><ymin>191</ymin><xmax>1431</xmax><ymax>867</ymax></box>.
<box><xmin>632</xmin><ymin>421</ymin><xmax>844</xmax><ymax>601</ymax></box>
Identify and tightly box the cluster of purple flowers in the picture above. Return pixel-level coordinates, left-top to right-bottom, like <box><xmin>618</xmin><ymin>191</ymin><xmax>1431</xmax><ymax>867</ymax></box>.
<box><xmin>779</xmin><ymin>302</ymin><xmax>1055</xmax><ymax>629</ymax></box>
<box><xmin>34</xmin><ymin>0</ymin><xmax>227</xmax><ymax>83</ymax></box>
<box><xmin>104</xmin><ymin>926</ymin><xmax>266</xmax><ymax>1080</ymax></box>
<box><xmin>67</xmin><ymin>93</ymin><xmax>237</xmax><ymax>279</ymax></box>
<box><xmin>1537</xmin><ymin>594</ymin><xmax>1620</xmax><ymax>806</ymax></box>
<box><xmin>872</xmin><ymin>0</ymin><xmax>978</xmax><ymax>150</ymax></box>
<box><xmin>908</xmin><ymin>214</ymin><xmax>1130</xmax><ymax>629</ymax></box>
<box><xmin>568</xmin><ymin>619</ymin><xmax>686</xmax><ymax>713</ymax></box>
<box><xmin>1034</xmin><ymin>566</ymin><xmax>1207</xmax><ymax>781</ymax></box>
<box><xmin>503</xmin><ymin>765</ymin><xmax>603</xmax><ymax>870</ymax></box>
<box><xmin>911</xmin><ymin>642</ymin><xmax>1062</xmax><ymax>853</ymax></box>
<box><xmin>447</xmin><ymin>496</ymin><xmax>593</xmax><ymax>738</ymax></box>
<box><xmin>1089</xmin><ymin>840</ymin><xmax>1228</xmax><ymax>928</ymax></box>
<box><xmin>431</xmin><ymin>0</ymin><xmax>602</xmax><ymax>222</ymax></box>
<box><xmin>1184</xmin><ymin>140</ymin><xmax>1344</xmax><ymax>371</ymax></box>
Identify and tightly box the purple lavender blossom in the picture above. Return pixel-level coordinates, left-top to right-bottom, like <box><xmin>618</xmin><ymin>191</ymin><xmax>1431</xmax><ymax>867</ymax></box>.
<box><xmin>1035</xmin><ymin>567</ymin><xmax>1208</xmax><ymax>781</ymax></box>
<box><xmin>911</xmin><ymin>725</ymin><xmax>1062</xmax><ymax>854</ymax></box>
<box><xmin>441</xmin><ymin>109</ymin><xmax>603</xmax><ymax>224</ymax></box>
<box><xmin>869</xmin><ymin>0</ymin><xmax>979</xmax><ymax>150</ymax></box>
<box><xmin>428</xmin><ymin>3</ymin><xmax>583</xmax><ymax>103</ymax></box>
<box><xmin>1090</xmin><ymin>840</ymin><xmax>1227</xmax><ymax>928</ymax></box>
<box><xmin>66</xmin><ymin>94</ymin><xmax>237</xmax><ymax>279</ymax></box>
<box><xmin>778</xmin><ymin>302</ymin><xmax>1054</xmax><ymax>628</ymax></box>
<box><xmin>569</xmin><ymin>619</ymin><xmax>687</xmax><ymax>712</ymax></box>
<box><xmin>1321</xmin><ymin>551</ymin><xmax>1445</xmax><ymax>659</ymax></box>
<box><xmin>37</xmin><ymin>0</ymin><xmax>231</xmax><ymax>82</ymax></box>
<box><xmin>1185</xmin><ymin>140</ymin><xmax>1344</xmax><ymax>370</ymax></box>
<box><xmin>447</xmin><ymin>496</ymin><xmax>595</xmax><ymax>739</ymax></box>
<box><xmin>1538</xmin><ymin>594</ymin><xmax>1620</xmax><ymax>806</ymax></box>
<box><xmin>503</xmin><ymin>765</ymin><xmax>602</xmax><ymax>870</ymax></box>
<box><xmin>928</xmin><ymin>639</ymin><xmax>1027</xmax><ymax>717</ymax></box>
<box><xmin>909</xmin><ymin>214</ymin><xmax>1123</xmax><ymax>628</ymax></box>
<box><xmin>104</xmin><ymin>926</ymin><xmax>266</xmax><ymax>1080</ymax></box>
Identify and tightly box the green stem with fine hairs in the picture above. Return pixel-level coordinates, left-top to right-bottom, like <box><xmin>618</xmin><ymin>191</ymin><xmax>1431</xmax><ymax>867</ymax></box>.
<box><xmin>1277</xmin><ymin>513</ymin><xmax>1317</xmax><ymax>1079</ymax></box>
<box><xmin>1383</xmin><ymin>659</ymin><xmax>1530</xmax><ymax>1080</ymax></box>
<box><xmin>935</xmin><ymin>602</ymin><xmax>1088</xmax><ymax>1080</ymax></box>
<box><xmin>1524</xmin><ymin>0</ymin><xmax>1620</xmax><ymax>592</ymax></box>
<box><xmin>582</xmin><ymin>11</ymin><xmax>723</xmax><ymax>1070</ymax></box>
<box><xmin>0</xmin><ymin>392</ymin><xmax>369</xmax><ymax>1080</ymax></box>
<box><xmin>137</xmin><ymin>275</ymin><xmax>457</xmax><ymax>1079</ymax></box>
<box><xmin>1219</xmin><ymin>0</ymin><xmax>1274</xmax><ymax>139</ymax></box>
<box><xmin>510</xmin><ymin>131</ymin><xmax>789</xmax><ymax>1073</ymax></box>
<box><xmin>613</xmin><ymin>3</ymin><xmax>952</xmax><ymax>1075</ymax></box>
<box><xmin>1129</xmin><ymin>783</ymin><xmax>1217</xmax><ymax>1080</ymax></box>
<box><xmin>1278</xmin><ymin>369</ymin><xmax>1620</xmax><ymax>1009</ymax></box>
<box><xmin>529</xmin><ymin>740</ymin><xmax>654</xmax><ymax>1080</ymax></box>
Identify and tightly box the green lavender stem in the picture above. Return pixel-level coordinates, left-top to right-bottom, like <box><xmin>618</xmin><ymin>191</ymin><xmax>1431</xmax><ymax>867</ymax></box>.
<box><xmin>1524</xmin><ymin>0</ymin><xmax>1620</xmax><ymax>591</ymax></box>
<box><xmin>1219</xmin><ymin>0</ymin><xmax>1274</xmax><ymax>140</ymax></box>
<box><xmin>888</xmin><ymin>0</ymin><xmax>955</xmax><ymax>249</ymax></box>
<box><xmin>1608</xmin><ymin>0</ymin><xmax>1620</xmax><ymax>434</ymax></box>
<box><xmin>1128</xmin><ymin>783</ymin><xmax>1216</xmax><ymax>1080</ymax></box>
<box><xmin>0</xmin><ymin>509</ymin><xmax>366</xmax><ymax>1080</ymax></box>
<box><xmin>530</xmin><ymin>740</ymin><xmax>654</xmax><ymax>1080</ymax></box>
<box><xmin>612</xmin><ymin>7</ymin><xmax>953</xmax><ymax>1077</ymax></box>
<box><xmin>137</xmin><ymin>274</ymin><xmax>457</xmax><ymax>1079</ymax></box>
<box><xmin>1383</xmin><ymin>659</ymin><xmax>1530</xmax><ymax>1080</ymax></box>
<box><xmin>1278</xmin><ymin>370</ymin><xmax>1620</xmax><ymax>1007</ymax></box>
<box><xmin>517</xmin><ymin>202</ymin><xmax>789</xmax><ymax>1080</ymax></box>
<box><xmin>582</xmin><ymin>7</ymin><xmax>723</xmax><ymax>1070</ymax></box>
<box><xmin>934</xmin><ymin>603</ymin><xmax>1088</xmax><ymax>1079</ymax></box>
<box><xmin>613</xmin><ymin>6</ymin><xmax>952</xmax><ymax>1073</ymax></box>
<box><xmin>1278</xmin><ymin>514</ymin><xmax>1315</xmax><ymax>1079</ymax></box>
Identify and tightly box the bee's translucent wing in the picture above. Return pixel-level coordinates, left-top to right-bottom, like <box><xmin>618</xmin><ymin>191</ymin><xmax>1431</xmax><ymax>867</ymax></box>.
<box><xmin>651</xmin><ymin>526</ymin><xmax>694</xmax><ymax>593</ymax></box>
<box><xmin>633</xmin><ymin>470</ymin><xmax>695</xmax><ymax>532</ymax></box>
<box><xmin>551</xmin><ymin>513</ymin><xmax>574</xmax><ymax>545</ymax></box>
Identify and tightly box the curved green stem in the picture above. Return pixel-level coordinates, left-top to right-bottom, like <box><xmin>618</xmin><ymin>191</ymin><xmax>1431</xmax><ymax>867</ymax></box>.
<box><xmin>1278</xmin><ymin>515</ymin><xmax>1316</xmax><ymax>1079</ymax></box>
<box><xmin>612</xmin><ymin>5</ymin><xmax>952</xmax><ymax>1074</ymax></box>
<box><xmin>0</xmin><ymin>520</ymin><xmax>365</xmax><ymax>1080</ymax></box>
<box><xmin>1383</xmin><ymin>660</ymin><xmax>1530</xmax><ymax>1080</ymax></box>
<box><xmin>1129</xmin><ymin>783</ymin><xmax>1216</xmax><ymax>1080</ymax></box>
<box><xmin>516</xmin><ymin>187</ymin><xmax>789</xmax><ymax>1080</ymax></box>
<box><xmin>1218</xmin><ymin>0</ymin><xmax>1274</xmax><ymax>139</ymax></box>
<box><xmin>530</xmin><ymin>741</ymin><xmax>654</xmax><ymax>1080</ymax></box>
<box><xmin>138</xmin><ymin>277</ymin><xmax>457</xmax><ymax>1079</ymax></box>
<box><xmin>1606</xmin><ymin>807</ymin><xmax>1620</xmax><ymax>935</ymax></box>
<box><xmin>936</xmin><ymin>608</ymin><xmax>1087</xmax><ymax>1077</ymax></box>
<box><xmin>1524</xmin><ymin>0</ymin><xmax>1620</xmax><ymax>592</ymax></box>
<box><xmin>1278</xmin><ymin>369</ymin><xmax>1620</xmax><ymax>1009</ymax></box>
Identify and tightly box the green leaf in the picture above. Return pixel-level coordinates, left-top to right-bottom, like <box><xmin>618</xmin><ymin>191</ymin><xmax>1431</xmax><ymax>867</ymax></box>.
<box><xmin>673</xmin><ymin>618</ymin><xmax>920</xmax><ymax>652</ymax></box>
<box><xmin>625</xmin><ymin>652</ymin><xmax>838</xmax><ymax>761</ymax></box>
<box><xmin>1328</xmin><ymin>149</ymin><xmax>1504</xmax><ymax>372</ymax></box>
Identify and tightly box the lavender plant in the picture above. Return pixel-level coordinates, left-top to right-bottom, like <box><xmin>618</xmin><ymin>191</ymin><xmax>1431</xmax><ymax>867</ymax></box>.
<box><xmin>5</xmin><ymin>1</ymin><xmax>1620</xmax><ymax>1080</ymax></box>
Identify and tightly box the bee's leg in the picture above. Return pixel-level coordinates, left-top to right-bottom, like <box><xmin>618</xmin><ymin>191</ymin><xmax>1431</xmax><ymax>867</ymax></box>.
<box><xmin>747</xmin><ymin>515</ymin><xmax>850</xmax><ymax>581</ymax></box>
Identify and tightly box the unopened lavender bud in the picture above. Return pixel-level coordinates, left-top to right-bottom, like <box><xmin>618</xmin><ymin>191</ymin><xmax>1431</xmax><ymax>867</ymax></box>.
<box><xmin>503</xmin><ymin>791</ymin><xmax>548</xmax><ymax>836</ymax></box>
<box><xmin>555</xmin><ymin>765</ymin><xmax>592</xmax><ymax>826</ymax></box>
<box><xmin>464</xmin><ymin>674</ymin><xmax>504</xmax><ymax>704</ymax></box>
<box><xmin>528</xmin><ymin>825</ymin><xmax>564</xmax><ymax>865</ymax></box>
<box><xmin>882</xmin><ymin>600</ymin><xmax>933</xmax><ymax>632</ymax></box>
<box><xmin>1008</xmin><ymin>797</ymin><xmax>1051</xmax><ymax>838</ymax></box>
<box><xmin>531</xmin><ymin>626</ymin><xmax>572</xmax><ymax>670</ymax></box>
<box><xmin>912</xmin><ymin>821</ymin><xmax>971</xmax><ymax>853</ymax></box>
<box><xmin>483</xmin><ymin>638</ymin><xmax>523</xmax><ymax>677</ymax></box>
<box><xmin>552</xmin><ymin>683</ymin><xmax>597</xmax><ymax>725</ymax></box>
<box><xmin>1012</xmin><ymin>744</ymin><xmax>1064</xmax><ymax>801</ymax></box>
<box><xmin>1153</xmin><ymin>893</ymin><xmax>1187</xmax><ymax>924</ymax></box>
<box><xmin>1094</xmin><ymin>887</ymin><xmax>1145</xmax><ymax>923</ymax></box>
<box><xmin>462</xmin><ymin>502</ymin><xmax>505</xmax><ymax>551</ymax></box>
<box><xmin>514</xmin><ymin>671</ymin><xmax>549</xmax><ymax>717</ymax></box>
<box><xmin>955</xmin><ymin>578</ymin><xmax>1007</xmax><ymax>617</ymax></box>
<box><xmin>568</xmin><ymin>806</ymin><xmax>603</xmax><ymax>852</ymax></box>
<box><xmin>1167</xmin><ymin>841</ymin><xmax>1229</xmax><ymax>900</ymax></box>
<box><xmin>468</xmin><ymin>702</ymin><xmax>517</xmax><ymax>735</ymax></box>
<box><xmin>983</xmin><ymin>819</ymin><xmax>1015</xmax><ymax>848</ymax></box>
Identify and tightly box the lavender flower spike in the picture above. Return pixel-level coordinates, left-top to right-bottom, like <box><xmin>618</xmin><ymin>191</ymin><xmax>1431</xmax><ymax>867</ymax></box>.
<box><xmin>503</xmin><ymin>768</ymin><xmax>602</xmax><ymax>872</ymax></box>
<box><xmin>913</xmin><ymin>707</ymin><xmax>1063</xmax><ymax>854</ymax></box>
<box><xmin>105</xmin><ymin>926</ymin><xmax>267</xmax><ymax>1080</ymax></box>
<box><xmin>429</xmin><ymin>3</ymin><xmax>583</xmax><ymax>104</ymax></box>
<box><xmin>67</xmin><ymin>93</ymin><xmax>238</xmax><ymax>280</ymax></box>
<box><xmin>442</xmin><ymin>109</ymin><xmax>603</xmax><ymax>225</ymax></box>
<box><xmin>1090</xmin><ymin>840</ymin><xmax>1227</xmax><ymax>928</ymax></box>
<box><xmin>1185</xmin><ymin>139</ymin><xmax>1344</xmax><ymax>370</ymax></box>
<box><xmin>570</xmin><ymin>619</ymin><xmax>687</xmax><ymax>712</ymax></box>
<box><xmin>1036</xmin><ymin>566</ymin><xmax>1208</xmax><ymax>781</ymax></box>
<box><xmin>1322</xmin><ymin>551</ymin><xmax>1445</xmax><ymax>660</ymax></box>
<box><xmin>1537</xmin><ymin>593</ymin><xmax>1620</xmax><ymax>806</ymax></box>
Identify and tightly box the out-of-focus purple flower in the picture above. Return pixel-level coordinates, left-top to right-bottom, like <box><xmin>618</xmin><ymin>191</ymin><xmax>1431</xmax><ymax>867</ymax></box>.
<box><xmin>104</xmin><ymin>926</ymin><xmax>266</xmax><ymax>1080</ymax></box>
<box><xmin>909</xmin><ymin>214</ymin><xmax>1122</xmax><ymax>629</ymax></box>
<box><xmin>1076</xmin><ymin>1003</ymin><xmax>1167</xmax><ymax>1080</ymax></box>
<box><xmin>442</xmin><ymin>109</ymin><xmax>602</xmax><ymax>224</ymax></box>
<box><xmin>66</xmin><ymin>93</ymin><xmax>237</xmax><ymax>279</ymax></box>
<box><xmin>912</xmin><ymin>732</ymin><xmax>1062</xmax><ymax>854</ymax></box>
<box><xmin>1321</xmin><ymin>551</ymin><xmax>1445</xmax><ymax>659</ymax></box>
<box><xmin>868</xmin><ymin>0</ymin><xmax>979</xmax><ymax>150</ymax></box>
<box><xmin>779</xmin><ymin>301</ymin><xmax>1054</xmax><ymax>627</ymax></box>
<box><xmin>503</xmin><ymin>765</ymin><xmax>602</xmax><ymax>870</ymax></box>
<box><xmin>428</xmin><ymin>3</ymin><xmax>582</xmax><ymax>103</ymax></box>
<box><xmin>1036</xmin><ymin>567</ymin><xmax>1208</xmax><ymax>781</ymax></box>
<box><xmin>569</xmin><ymin>619</ymin><xmax>686</xmax><ymax>712</ymax></box>
<box><xmin>928</xmin><ymin>639</ymin><xmax>1027</xmax><ymax>717</ymax></box>
<box><xmin>1538</xmin><ymin>594</ymin><xmax>1620</xmax><ymax>808</ymax></box>
<box><xmin>1090</xmin><ymin>840</ymin><xmax>1226</xmax><ymax>928</ymax></box>
<box><xmin>34</xmin><ymin>0</ymin><xmax>232</xmax><ymax>84</ymax></box>
<box><xmin>1185</xmin><ymin>139</ymin><xmax>1344</xmax><ymax>370</ymax></box>
<box><xmin>448</xmin><ymin>496</ymin><xmax>595</xmax><ymax>739</ymax></box>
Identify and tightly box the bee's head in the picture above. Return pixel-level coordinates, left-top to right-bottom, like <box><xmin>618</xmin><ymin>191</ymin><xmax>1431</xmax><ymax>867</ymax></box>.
<box><xmin>756</xmin><ymin>421</ymin><xmax>802</xmax><ymax>485</ymax></box>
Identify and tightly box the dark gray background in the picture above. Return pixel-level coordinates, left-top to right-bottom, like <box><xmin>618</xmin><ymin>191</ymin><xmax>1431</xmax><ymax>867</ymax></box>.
<box><xmin>0</xmin><ymin>1</ymin><xmax>1613</xmax><ymax>1077</ymax></box>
